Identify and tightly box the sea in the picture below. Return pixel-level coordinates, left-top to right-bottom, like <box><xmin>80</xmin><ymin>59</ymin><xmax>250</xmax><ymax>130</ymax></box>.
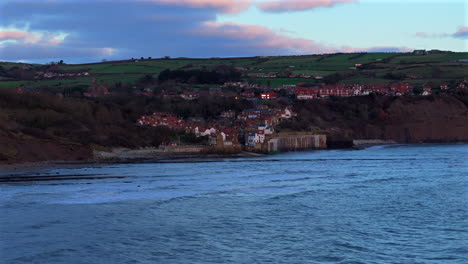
<box><xmin>1</xmin><ymin>144</ymin><xmax>467</xmax><ymax>264</ymax></box>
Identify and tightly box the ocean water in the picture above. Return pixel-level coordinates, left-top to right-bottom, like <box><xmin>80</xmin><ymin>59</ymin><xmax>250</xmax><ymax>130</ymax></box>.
<box><xmin>1</xmin><ymin>144</ymin><xmax>467</xmax><ymax>264</ymax></box>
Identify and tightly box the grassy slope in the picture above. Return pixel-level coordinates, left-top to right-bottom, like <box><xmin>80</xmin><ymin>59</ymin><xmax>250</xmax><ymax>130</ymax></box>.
<box><xmin>1</xmin><ymin>52</ymin><xmax>467</xmax><ymax>89</ymax></box>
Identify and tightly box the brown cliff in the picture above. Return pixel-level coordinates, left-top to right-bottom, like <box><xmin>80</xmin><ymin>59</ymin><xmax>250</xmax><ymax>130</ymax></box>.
<box><xmin>0</xmin><ymin>132</ymin><xmax>92</xmax><ymax>165</ymax></box>
<box><xmin>286</xmin><ymin>93</ymin><xmax>468</xmax><ymax>147</ymax></box>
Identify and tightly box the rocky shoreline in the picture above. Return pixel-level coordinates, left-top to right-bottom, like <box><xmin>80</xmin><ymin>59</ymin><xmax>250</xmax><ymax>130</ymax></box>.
<box><xmin>0</xmin><ymin>150</ymin><xmax>266</xmax><ymax>174</ymax></box>
<box><xmin>3</xmin><ymin>141</ymin><xmax>468</xmax><ymax>175</ymax></box>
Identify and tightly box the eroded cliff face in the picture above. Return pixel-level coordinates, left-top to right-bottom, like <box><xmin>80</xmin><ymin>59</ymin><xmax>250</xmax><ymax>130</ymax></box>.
<box><xmin>0</xmin><ymin>133</ymin><xmax>92</xmax><ymax>165</ymax></box>
<box><xmin>322</xmin><ymin>95</ymin><xmax>468</xmax><ymax>145</ymax></box>
<box><xmin>380</xmin><ymin>96</ymin><xmax>468</xmax><ymax>142</ymax></box>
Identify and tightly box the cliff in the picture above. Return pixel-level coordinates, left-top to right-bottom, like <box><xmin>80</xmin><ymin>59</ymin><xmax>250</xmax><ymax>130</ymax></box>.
<box><xmin>370</xmin><ymin>96</ymin><xmax>468</xmax><ymax>143</ymax></box>
<box><xmin>0</xmin><ymin>132</ymin><xmax>92</xmax><ymax>164</ymax></box>
<box><xmin>285</xmin><ymin>92</ymin><xmax>468</xmax><ymax>147</ymax></box>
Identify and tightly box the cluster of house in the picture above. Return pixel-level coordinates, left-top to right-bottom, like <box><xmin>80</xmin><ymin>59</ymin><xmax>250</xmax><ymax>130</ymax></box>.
<box><xmin>288</xmin><ymin>74</ymin><xmax>323</xmax><ymax>79</ymax></box>
<box><xmin>36</xmin><ymin>71</ymin><xmax>89</xmax><ymax>79</ymax></box>
<box><xmin>97</xmin><ymin>79</ymin><xmax>467</xmax><ymax>101</ymax></box>
<box><xmin>251</xmin><ymin>73</ymin><xmax>323</xmax><ymax>79</ymax></box>
<box><xmin>252</xmin><ymin>73</ymin><xmax>278</xmax><ymax>78</ymax></box>
<box><xmin>458</xmin><ymin>81</ymin><xmax>468</xmax><ymax>89</ymax></box>
<box><xmin>294</xmin><ymin>80</ymin><xmax>468</xmax><ymax>99</ymax></box>
<box><xmin>239</xmin><ymin>107</ymin><xmax>294</xmax><ymax>148</ymax></box>
<box><xmin>294</xmin><ymin>83</ymin><xmax>416</xmax><ymax>99</ymax></box>
<box><xmin>161</xmin><ymin>89</ymin><xmax>275</xmax><ymax>101</ymax></box>
<box><xmin>223</xmin><ymin>82</ymin><xmax>258</xmax><ymax>89</ymax></box>
<box><xmin>136</xmin><ymin>106</ymin><xmax>295</xmax><ymax>148</ymax></box>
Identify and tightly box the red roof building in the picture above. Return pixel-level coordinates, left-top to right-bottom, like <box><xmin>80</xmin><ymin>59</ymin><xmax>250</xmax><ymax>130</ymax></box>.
<box><xmin>295</xmin><ymin>87</ymin><xmax>317</xmax><ymax>100</ymax></box>
<box><xmin>260</xmin><ymin>91</ymin><xmax>277</xmax><ymax>100</ymax></box>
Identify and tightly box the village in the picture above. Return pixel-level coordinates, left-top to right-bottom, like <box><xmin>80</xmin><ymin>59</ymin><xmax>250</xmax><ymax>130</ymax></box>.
<box><xmin>136</xmin><ymin>105</ymin><xmax>297</xmax><ymax>152</ymax></box>
<box><xmin>135</xmin><ymin>78</ymin><xmax>467</xmax><ymax>151</ymax></box>
<box><xmin>6</xmin><ymin>58</ymin><xmax>468</xmax><ymax>152</ymax></box>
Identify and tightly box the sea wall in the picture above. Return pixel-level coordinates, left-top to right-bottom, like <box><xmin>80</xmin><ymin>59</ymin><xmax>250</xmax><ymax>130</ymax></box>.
<box><xmin>160</xmin><ymin>145</ymin><xmax>210</xmax><ymax>153</ymax></box>
<box><xmin>353</xmin><ymin>139</ymin><xmax>397</xmax><ymax>146</ymax></box>
<box><xmin>264</xmin><ymin>134</ymin><xmax>327</xmax><ymax>152</ymax></box>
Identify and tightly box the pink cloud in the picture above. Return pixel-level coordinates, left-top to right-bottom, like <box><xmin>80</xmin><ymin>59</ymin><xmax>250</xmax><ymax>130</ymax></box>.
<box><xmin>140</xmin><ymin>0</ymin><xmax>251</xmax><ymax>13</ymax></box>
<box><xmin>195</xmin><ymin>21</ymin><xmax>411</xmax><ymax>55</ymax></box>
<box><xmin>0</xmin><ymin>31</ymin><xmax>34</xmax><ymax>41</ymax></box>
<box><xmin>257</xmin><ymin>0</ymin><xmax>358</xmax><ymax>13</ymax></box>
<box><xmin>453</xmin><ymin>26</ymin><xmax>468</xmax><ymax>38</ymax></box>
<box><xmin>196</xmin><ymin>21</ymin><xmax>337</xmax><ymax>54</ymax></box>
<box><xmin>0</xmin><ymin>29</ymin><xmax>66</xmax><ymax>46</ymax></box>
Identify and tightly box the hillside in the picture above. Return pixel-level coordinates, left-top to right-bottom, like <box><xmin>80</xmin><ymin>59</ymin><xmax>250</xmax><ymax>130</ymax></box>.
<box><xmin>1</xmin><ymin>88</ymin><xmax>467</xmax><ymax>164</ymax></box>
<box><xmin>1</xmin><ymin>51</ymin><xmax>467</xmax><ymax>91</ymax></box>
<box><xmin>1</xmin><ymin>51</ymin><xmax>467</xmax><ymax>164</ymax></box>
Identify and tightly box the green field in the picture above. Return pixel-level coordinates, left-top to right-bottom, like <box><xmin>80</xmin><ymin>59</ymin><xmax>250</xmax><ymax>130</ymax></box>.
<box><xmin>1</xmin><ymin>52</ymin><xmax>467</xmax><ymax>89</ymax></box>
<box><xmin>253</xmin><ymin>78</ymin><xmax>318</xmax><ymax>86</ymax></box>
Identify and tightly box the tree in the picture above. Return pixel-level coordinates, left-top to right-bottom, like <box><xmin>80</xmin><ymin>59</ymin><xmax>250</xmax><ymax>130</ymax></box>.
<box><xmin>431</xmin><ymin>67</ymin><xmax>442</xmax><ymax>78</ymax></box>
<box><xmin>413</xmin><ymin>85</ymin><xmax>423</xmax><ymax>95</ymax></box>
<box><xmin>384</xmin><ymin>72</ymin><xmax>405</xmax><ymax>80</ymax></box>
<box><xmin>0</xmin><ymin>66</ymin><xmax>7</xmax><ymax>77</ymax></box>
<box><xmin>139</xmin><ymin>74</ymin><xmax>155</xmax><ymax>84</ymax></box>
<box><xmin>59</xmin><ymin>60</ymin><xmax>64</xmax><ymax>64</ymax></box>
<box><xmin>323</xmin><ymin>73</ymin><xmax>343</xmax><ymax>85</ymax></box>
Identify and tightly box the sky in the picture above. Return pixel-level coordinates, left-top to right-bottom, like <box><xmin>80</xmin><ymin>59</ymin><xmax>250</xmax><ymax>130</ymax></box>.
<box><xmin>0</xmin><ymin>0</ymin><xmax>466</xmax><ymax>63</ymax></box>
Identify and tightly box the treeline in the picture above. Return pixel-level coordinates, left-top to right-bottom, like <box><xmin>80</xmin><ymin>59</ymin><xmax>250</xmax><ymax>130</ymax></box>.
<box><xmin>158</xmin><ymin>67</ymin><xmax>241</xmax><ymax>84</ymax></box>
<box><xmin>0</xmin><ymin>89</ymin><xmax>253</xmax><ymax>148</ymax></box>
<box><xmin>0</xmin><ymin>90</ymin><xmax>170</xmax><ymax>148</ymax></box>
<box><xmin>0</xmin><ymin>64</ymin><xmax>80</xmax><ymax>81</ymax></box>
<box><xmin>142</xmin><ymin>96</ymin><xmax>253</xmax><ymax>118</ymax></box>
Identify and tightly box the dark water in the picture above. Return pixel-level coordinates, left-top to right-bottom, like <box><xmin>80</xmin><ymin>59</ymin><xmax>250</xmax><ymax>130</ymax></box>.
<box><xmin>1</xmin><ymin>144</ymin><xmax>467</xmax><ymax>264</ymax></box>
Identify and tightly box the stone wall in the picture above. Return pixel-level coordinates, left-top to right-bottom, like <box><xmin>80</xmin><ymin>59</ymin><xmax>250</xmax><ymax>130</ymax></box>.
<box><xmin>160</xmin><ymin>145</ymin><xmax>210</xmax><ymax>153</ymax></box>
<box><xmin>264</xmin><ymin>134</ymin><xmax>327</xmax><ymax>152</ymax></box>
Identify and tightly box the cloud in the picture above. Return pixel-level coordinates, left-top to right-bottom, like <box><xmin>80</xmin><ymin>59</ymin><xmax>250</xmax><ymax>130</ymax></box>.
<box><xmin>414</xmin><ymin>32</ymin><xmax>448</xmax><ymax>38</ymax></box>
<box><xmin>0</xmin><ymin>0</ymin><xmax>218</xmax><ymax>62</ymax></box>
<box><xmin>342</xmin><ymin>46</ymin><xmax>412</xmax><ymax>53</ymax></box>
<box><xmin>0</xmin><ymin>0</ymin><xmax>411</xmax><ymax>63</ymax></box>
<box><xmin>453</xmin><ymin>26</ymin><xmax>468</xmax><ymax>39</ymax></box>
<box><xmin>141</xmin><ymin>0</ymin><xmax>358</xmax><ymax>14</ymax></box>
<box><xmin>195</xmin><ymin>21</ymin><xmax>337</xmax><ymax>54</ymax></box>
<box><xmin>0</xmin><ymin>28</ymin><xmax>66</xmax><ymax>46</ymax></box>
<box><xmin>0</xmin><ymin>31</ymin><xmax>32</xmax><ymax>41</ymax></box>
<box><xmin>256</xmin><ymin>0</ymin><xmax>358</xmax><ymax>13</ymax></box>
<box><xmin>415</xmin><ymin>26</ymin><xmax>467</xmax><ymax>39</ymax></box>
<box><xmin>0</xmin><ymin>43</ymin><xmax>119</xmax><ymax>61</ymax></box>
<box><xmin>139</xmin><ymin>0</ymin><xmax>251</xmax><ymax>14</ymax></box>
<box><xmin>195</xmin><ymin>21</ymin><xmax>410</xmax><ymax>55</ymax></box>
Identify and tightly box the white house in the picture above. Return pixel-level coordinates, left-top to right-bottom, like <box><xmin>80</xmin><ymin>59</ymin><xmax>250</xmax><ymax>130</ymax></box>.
<box><xmin>258</xmin><ymin>124</ymin><xmax>274</xmax><ymax>135</ymax></box>
<box><xmin>195</xmin><ymin>127</ymin><xmax>216</xmax><ymax>137</ymax></box>
<box><xmin>247</xmin><ymin>132</ymin><xmax>266</xmax><ymax>147</ymax></box>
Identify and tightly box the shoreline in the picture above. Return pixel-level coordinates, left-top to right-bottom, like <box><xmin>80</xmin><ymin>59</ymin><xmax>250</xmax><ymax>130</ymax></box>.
<box><xmin>0</xmin><ymin>151</ymin><xmax>266</xmax><ymax>174</ymax></box>
<box><xmin>1</xmin><ymin>142</ymin><xmax>467</xmax><ymax>174</ymax></box>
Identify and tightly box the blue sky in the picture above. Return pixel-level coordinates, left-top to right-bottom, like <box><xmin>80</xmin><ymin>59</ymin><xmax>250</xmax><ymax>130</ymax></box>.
<box><xmin>0</xmin><ymin>0</ymin><xmax>466</xmax><ymax>63</ymax></box>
